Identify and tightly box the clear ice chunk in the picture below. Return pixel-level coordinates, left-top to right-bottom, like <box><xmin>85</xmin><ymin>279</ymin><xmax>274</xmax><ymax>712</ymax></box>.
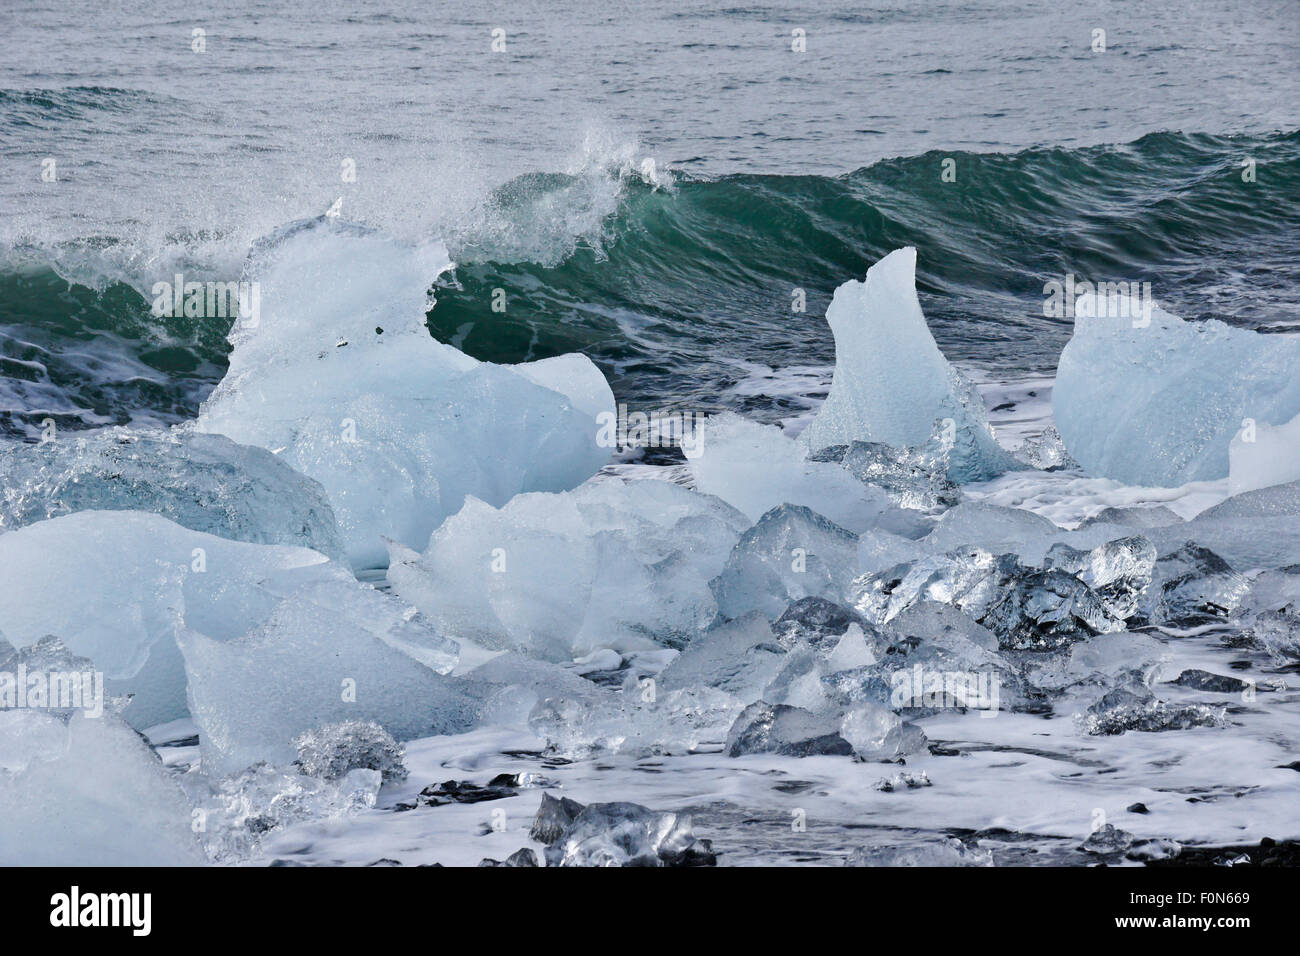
<box><xmin>798</xmin><ymin>248</ymin><xmax>1018</xmax><ymax>483</ymax></box>
<box><xmin>292</xmin><ymin>720</ymin><xmax>408</xmax><ymax>783</ymax></box>
<box><xmin>710</xmin><ymin>504</ymin><xmax>860</xmax><ymax>622</ymax></box>
<box><xmin>0</xmin><ymin>425</ymin><xmax>346</xmax><ymax>560</ymax></box>
<box><xmin>1054</xmin><ymin>293</ymin><xmax>1300</xmax><ymax>487</ymax></box>
<box><xmin>543</xmin><ymin>801</ymin><xmax>715</xmax><ymax>867</ymax></box>
<box><xmin>724</xmin><ymin>701</ymin><xmax>854</xmax><ymax>757</ymax></box>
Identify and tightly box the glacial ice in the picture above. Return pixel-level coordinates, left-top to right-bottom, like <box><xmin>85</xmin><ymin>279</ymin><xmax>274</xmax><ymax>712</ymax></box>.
<box><xmin>178</xmin><ymin>596</ymin><xmax>480</xmax><ymax>776</ymax></box>
<box><xmin>813</xmin><ymin>439</ymin><xmax>961</xmax><ymax>511</ymax></box>
<box><xmin>1081</xmin><ymin>683</ymin><xmax>1226</xmax><ymax>735</ymax></box>
<box><xmin>1135</xmin><ymin>543</ymin><xmax>1250</xmax><ymax>626</ymax></box>
<box><xmin>194</xmin><ymin>220</ymin><xmax>614</xmax><ymax>568</ymax></box>
<box><xmin>839</xmin><ymin>702</ymin><xmax>928</xmax><ymax>760</ymax></box>
<box><xmin>689</xmin><ymin>412</ymin><xmax>915</xmax><ymax>535</ymax></box>
<box><xmin>844</xmin><ymin>838</ymin><xmax>993</xmax><ymax>867</ymax></box>
<box><xmin>1054</xmin><ymin>293</ymin><xmax>1300</xmax><ymax>487</ymax></box>
<box><xmin>0</xmin><ymin>426</ymin><xmax>345</xmax><ymax>560</ymax></box>
<box><xmin>725</xmin><ymin>701</ymin><xmax>854</xmax><ymax>757</ymax></box>
<box><xmin>658</xmin><ymin>613</ymin><xmax>787</xmax><ymax>699</ymax></box>
<box><xmin>1229</xmin><ymin>413</ymin><xmax>1300</xmax><ymax>496</ymax></box>
<box><xmin>292</xmin><ymin>720</ymin><xmax>408</xmax><ymax>783</ymax></box>
<box><xmin>850</xmin><ymin>547</ymin><xmax>1124</xmax><ymax>650</ymax></box>
<box><xmin>710</xmin><ymin>504</ymin><xmax>860</xmax><ymax>621</ymax></box>
<box><xmin>1041</xmin><ymin>536</ymin><xmax>1157</xmax><ymax>620</ymax></box>
<box><xmin>187</xmin><ymin>761</ymin><xmax>383</xmax><ymax>862</ymax></box>
<box><xmin>0</xmin><ymin>510</ymin><xmax>458</xmax><ymax>728</ymax></box>
<box><xmin>798</xmin><ymin>247</ymin><xmax>1018</xmax><ymax>483</ymax></box>
<box><xmin>387</xmin><ymin>478</ymin><xmax>748</xmax><ymax>660</ymax></box>
<box><xmin>540</xmin><ymin>800</ymin><xmax>716</xmax><ymax>867</ymax></box>
<box><xmin>0</xmin><ymin>711</ymin><xmax>204</xmax><ymax>866</ymax></box>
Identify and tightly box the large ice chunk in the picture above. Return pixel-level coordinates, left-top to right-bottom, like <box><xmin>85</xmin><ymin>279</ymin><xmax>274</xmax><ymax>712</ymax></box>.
<box><xmin>710</xmin><ymin>504</ymin><xmax>860</xmax><ymax>621</ymax></box>
<box><xmin>689</xmin><ymin>412</ymin><xmax>913</xmax><ymax>535</ymax></box>
<box><xmin>178</xmin><ymin>597</ymin><xmax>480</xmax><ymax>776</ymax></box>
<box><xmin>0</xmin><ymin>425</ymin><xmax>344</xmax><ymax>560</ymax></box>
<box><xmin>798</xmin><ymin>248</ymin><xmax>1017</xmax><ymax>482</ymax></box>
<box><xmin>850</xmin><ymin>547</ymin><xmax>1125</xmax><ymax>651</ymax></box>
<box><xmin>0</xmin><ymin>511</ymin><xmax>457</xmax><ymax>728</ymax></box>
<box><xmin>194</xmin><ymin>220</ymin><xmax>614</xmax><ymax>569</ymax></box>
<box><xmin>1229</xmin><ymin>412</ymin><xmax>1300</xmax><ymax>495</ymax></box>
<box><xmin>388</xmin><ymin>479</ymin><xmax>748</xmax><ymax>660</ymax></box>
<box><xmin>1054</xmin><ymin>294</ymin><xmax>1300</xmax><ymax>487</ymax></box>
<box><xmin>0</xmin><ymin>711</ymin><xmax>204</xmax><ymax>865</ymax></box>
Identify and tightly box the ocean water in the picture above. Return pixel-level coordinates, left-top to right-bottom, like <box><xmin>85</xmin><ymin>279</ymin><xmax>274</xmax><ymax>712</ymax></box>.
<box><xmin>4</xmin><ymin>1</ymin><xmax>1300</xmax><ymax>868</ymax></box>
<box><xmin>2</xmin><ymin>0</ymin><xmax>1297</xmax><ymax>437</ymax></box>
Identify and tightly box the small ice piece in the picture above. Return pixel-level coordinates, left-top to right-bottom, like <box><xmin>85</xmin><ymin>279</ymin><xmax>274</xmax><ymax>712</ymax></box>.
<box><xmin>544</xmin><ymin>802</ymin><xmax>716</xmax><ymax>867</ymax></box>
<box><xmin>195</xmin><ymin>220</ymin><xmax>614</xmax><ymax>568</ymax></box>
<box><xmin>725</xmin><ymin>701</ymin><xmax>854</xmax><ymax>757</ymax></box>
<box><xmin>798</xmin><ymin>248</ymin><xmax>1018</xmax><ymax>483</ymax></box>
<box><xmin>1081</xmin><ymin>683</ymin><xmax>1226</xmax><ymax>735</ymax></box>
<box><xmin>1042</xmin><ymin>536</ymin><xmax>1157</xmax><ymax>620</ymax></box>
<box><xmin>1126</xmin><ymin>838</ymin><xmax>1182</xmax><ymax>862</ymax></box>
<box><xmin>1016</xmin><ymin>425</ymin><xmax>1080</xmax><ymax>471</ymax></box>
<box><xmin>178</xmin><ymin>597</ymin><xmax>480</xmax><ymax>776</ymax></box>
<box><xmin>658</xmin><ymin>613</ymin><xmax>787</xmax><ymax>700</ymax></box>
<box><xmin>530</xmin><ymin>792</ymin><xmax>587</xmax><ymax>844</ymax></box>
<box><xmin>1136</xmin><ymin>543</ymin><xmax>1250</xmax><ymax>626</ymax></box>
<box><xmin>872</xmin><ymin>771</ymin><xmax>931</xmax><ymax>792</ymax></box>
<box><xmin>1081</xmin><ymin>824</ymin><xmax>1135</xmax><ymax>855</ymax></box>
<box><xmin>1169</xmin><ymin>669</ymin><xmax>1253</xmax><ymax>694</ymax></box>
<box><xmin>839</xmin><ymin>702</ymin><xmax>927</xmax><ymax>760</ymax></box>
<box><xmin>1233</xmin><ymin>566</ymin><xmax>1300</xmax><ymax>662</ymax></box>
<box><xmin>812</xmin><ymin>439</ymin><xmax>961</xmax><ymax>511</ymax></box>
<box><xmin>845</xmin><ymin>838</ymin><xmax>992</xmax><ymax>867</ymax></box>
<box><xmin>689</xmin><ymin>412</ymin><xmax>905</xmax><ymax>535</ymax></box>
<box><xmin>0</xmin><ymin>426</ymin><xmax>345</xmax><ymax>560</ymax></box>
<box><xmin>388</xmin><ymin>479</ymin><xmax>748</xmax><ymax>661</ymax></box>
<box><xmin>710</xmin><ymin>504</ymin><xmax>860</xmax><ymax>622</ymax></box>
<box><xmin>293</xmin><ymin>720</ymin><xmax>407</xmax><ymax>783</ymax></box>
<box><xmin>0</xmin><ymin>510</ymin><xmax>457</xmax><ymax>728</ymax></box>
<box><xmin>0</xmin><ymin>711</ymin><xmax>204</xmax><ymax>865</ymax></box>
<box><xmin>830</xmin><ymin>602</ymin><xmax>1013</xmax><ymax>715</ymax></box>
<box><xmin>190</xmin><ymin>762</ymin><xmax>382</xmax><ymax>862</ymax></box>
<box><xmin>528</xmin><ymin>684</ymin><xmax>744</xmax><ymax>758</ymax></box>
<box><xmin>1054</xmin><ymin>293</ymin><xmax>1300</xmax><ymax>487</ymax></box>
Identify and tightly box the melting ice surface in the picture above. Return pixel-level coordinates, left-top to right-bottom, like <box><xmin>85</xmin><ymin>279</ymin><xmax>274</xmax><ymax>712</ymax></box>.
<box><xmin>1055</xmin><ymin>292</ymin><xmax>1300</xmax><ymax>488</ymax></box>
<box><xmin>195</xmin><ymin>220</ymin><xmax>615</xmax><ymax>569</ymax></box>
<box><xmin>4</xmin><ymin>244</ymin><xmax>1300</xmax><ymax>866</ymax></box>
